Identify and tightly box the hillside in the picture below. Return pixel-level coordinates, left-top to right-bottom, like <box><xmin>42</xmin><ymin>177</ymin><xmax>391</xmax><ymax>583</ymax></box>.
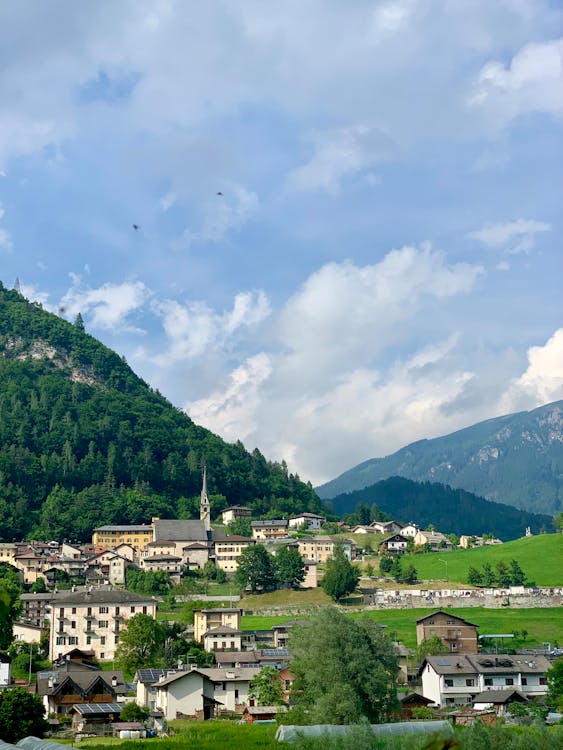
<box><xmin>317</xmin><ymin>401</ymin><xmax>563</xmax><ymax>515</ymax></box>
<box><xmin>404</xmin><ymin>533</ymin><xmax>563</xmax><ymax>587</ymax></box>
<box><xmin>326</xmin><ymin>477</ymin><xmax>553</xmax><ymax>540</ymax></box>
<box><xmin>0</xmin><ymin>283</ymin><xmax>320</xmax><ymax>542</ymax></box>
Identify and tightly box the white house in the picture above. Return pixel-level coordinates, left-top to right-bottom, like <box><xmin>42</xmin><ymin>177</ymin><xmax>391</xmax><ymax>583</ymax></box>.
<box><xmin>203</xmin><ymin>626</ymin><xmax>242</xmax><ymax>653</ymax></box>
<box><xmin>421</xmin><ymin>654</ymin><xmax>552</xmax><ymax>707</ymax></box>
<box><xmin>0</xmin><ymin>653</ymin><xmax>11</xmax><ymax>686</ymax></box>
<box><xmin>154</xmin><ymin>668</ymin><xmax>217</xmax><ymax>720</ymax></box>
<box><xmin>369</xmin><ymin>520</ymin><xmax>402</xmax><ymax>535</ymax></box>
<box><xmin>199</xmin><ymin>667</ymin><xmax>261</xmax><ymax>712</ymax></box>
<box><xmin>221</xmin><ymin>506</ymin><xmax>252</xmax><ymax>525</ymax></box>
<box><xmin>288</xmin><ymin>513</ymin><xmax>326</xmax><ymax>531</ymax></box>
<box><xmin>400</xmin><ymin>523</ymin><xmax>420</xmax><ymax>538</ymax></box>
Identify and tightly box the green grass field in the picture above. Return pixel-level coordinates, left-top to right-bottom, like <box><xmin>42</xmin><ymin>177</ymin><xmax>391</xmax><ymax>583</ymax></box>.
<box><xmin>243</xmin><ymin>606</ymin><xmax>563</xmax><ymax>648</ymax></box>
<box><xmin>407</xmin><ymin>533</ymin><xmax>563</xmax><ymax>586</ymax></box>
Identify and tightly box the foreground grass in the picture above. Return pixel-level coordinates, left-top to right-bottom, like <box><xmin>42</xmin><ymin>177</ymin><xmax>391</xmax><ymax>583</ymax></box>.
<box><xmin>54</xmin><ymin>719</ymin><xmax>563</xmax><ymax>750</ymax></box>
<box><xmin>407</xmin><ymin>534</ymin><xmax>563</xmax><ymax>587</ymax></box>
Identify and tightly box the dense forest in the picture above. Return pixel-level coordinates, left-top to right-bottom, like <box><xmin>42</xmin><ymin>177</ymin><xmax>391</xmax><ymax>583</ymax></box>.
<box><xmin>327</xmin><ymin>476</ymin><xmax>553</xmax><ymax>540</ymax></box>
<box><xmin>0</xmin><ymin>283</ymin><xmax>321</xmax><ymax>542</ymax></box>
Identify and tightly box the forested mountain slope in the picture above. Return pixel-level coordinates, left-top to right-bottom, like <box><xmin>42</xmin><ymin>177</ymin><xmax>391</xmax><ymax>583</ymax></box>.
<box><xmin>317</xmin><ymin>401</ymin><xmax>563</xmax><ymax>515</ymax></box>
<box><xmin>327</xmin><ymin>476</ymin><xmax>553</xmax><ymax>540</ymax></box>
<box><xmin>0</xmin><ymin>283</ymin><xmax>320</xmax><ymax>541</ymax></box>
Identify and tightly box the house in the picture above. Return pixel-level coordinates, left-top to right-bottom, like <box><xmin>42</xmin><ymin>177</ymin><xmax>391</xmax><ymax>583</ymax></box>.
<box><xmin>394</xmin><ymin>641</ymin><xmax>414</xmax><ymax>684</ymax></box>
<box><xmin>199</xmin><ymin>666</ymin><xmax>261</xmax><ymax>712</ymax></box>
<box><xmin>20</xmin><ymin>592</ymin><xmax>55</xmax><ymax>626</ymax></box>
<box><xmin>13</xmin><ymin>621</ymin><xmax>43</xmax><ymax>643</ymax></box>
<box><xmin>241</xmin><ymin>705</ymin><xmax>286</xmax><ymax>723</ymax></box>
<box><xmin>49</xmin><ymin>587</ymin><xmax>157</xmax><ymax>662</ymax></box>
<box><xmin>214</xmin><ymin>651</ymin><xmax>260</xmax><ymax>669</ymax></box>
<box><xmin>413</xmin><ymin>530</ymin><xmax>453</xmax><ymax>551</ymax></box>
<box><xmin>214</xmin><ymin>536</ymin><xmax>255</xmax><ymax>573</ymax></box>
<box><xmin>140</xmin><ymin>554</ymin><xmax>183</xmax><ymax>582</ymax></box>
<box><xmin>399</xmin><ymin>523</ymin><xmax>420</xmax><ymax>538</ymax></box>
<box><xmin>473</xmin><ymin>689</ymin><xmax>528</xmax><ymax>715</ymax></box>
<box><xmin>0</xmin><ymin>542</ymin><xmax>17</xmax><ymax>566</ymax></box>
<box><xmin>420</xmin><ymin>653</ymin><xmax>552</xmax><ymax>707</ymax></box>
<box><xmin>416</xmin><ymin>611</ymin><xmax>479</xmax><ymax>654</ymax></box>
<box><xmin>459</xmin><ymin>535</ymin><xmax>503</xmax><ymax>549</ymax></box>
<box><xmin>193</xmin><ymin>608</ymin><xmax>242</xmax><ymax>644</ymax></box>
<box><xmin>378</xmin><ymin>534</ymin><xmax>409</xmax><ymax>554</ymax></box>
<box><xmin>369</xmin><ymin>520</ymin><xmax>402</xmax><ymax>535</ymax></box>
<box><xmin>0</xmin><ymin>652</ymin><xmax>11</xmax><ymax>686</ymax></box>
<box><xmin>135</xmin><ymin>668</ymin><xmax>170</xmax><ymax>710</ymax></box>
<box><xmin>279</xmin><ymin>668</ymin><xmax>295</xmax><ymax>703</ymax></box>
<box><xmin>397</xmin><ymin>692</ymin><xmax>435</xmax><ymax>719</ymax></box>
<box><xmin>221</xmin><ymin>506</ymin><xmax>253</xmax><ymax>525</ymax></box>
<box><xmin>302</xmin><ymin>560</ymin><xmax>318</xmax><ymax>588</ymax></box>
<box><xmin>295</xmin><ymin>536</ymin><xmax>356</xmax><ymax>563</ymax></box>
<box><xmin>203</xmin><ymin>626</ymin><xmax>242</xmax><ymax>652</ymax></box>
<box><xmin>85</xmin><ymin>550</ymin><xmax>129</xmax><ymax>585</ymax></box>
<box><xmin>33</xmin><ymin>660</ymin><xmax>127</xmax><ymax>717</ymax></box>
<box><xmin>251</xmin><ymin>520</ymin><xmax>289</xmax><ymax>540</ymax></box>
<box><xmin>92</xmin><ymin>525</ymin><xmax>154</xmax><ymax>555</ymax></box>
<box><xmin>350</xmin><ymin>525</ymin><xmax>374</xmax><ymax>534</ymax></box>
<box><xmin>288</xmin><ymin>513</ymin><xmax>326</xmax><ymax>531</ymax></box>
<box><xmin>154</xmin><ymin>668</ymin><xmax>218</xmax><ymax>720</ymax></box>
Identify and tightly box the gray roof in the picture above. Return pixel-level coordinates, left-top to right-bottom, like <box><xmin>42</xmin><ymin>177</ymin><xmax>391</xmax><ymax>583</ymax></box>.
<box><xmin>54</xmin><ymin>589</ymin><xmax>156</xmax><ymax>605</ymax></box>
<box><xmin>155</xmin><ymin>668</ymin><xmax>212</xmax><ymax>688</ymax></box>
<box><xmin>203</xmin><ymin>626</ymin><xmax>241</xmax><ymax>636</ymax></box>
<box><xmin>142</xmin><ymin>554</ymin><xmax>181</xmax><ymax>562</ymax></box>
<box><xmin>473</xmin><ymin>689</ymin><xmax>528</xmax><ymax>704</ymax></box>
<box><xmin>416</xmin><ymin>610</ymin><xmax>479</xmax><ymax>627</ymax></box>
<box><xmin>251</xmin><ymin>520</ymin><xmax>288</xmax><ymax>527</ymax></box>
<box><xmin>214</xmin><ymin>651</ymin><xmax>258</xmax><ymax>665</ymax></box>
<box><xmin>244</xmin><ymin>705</ymin><xmax>285</xmax><ymax>715</ymax></box>
<box><xmin>154</xmin><ymin>519</ymin><xmax>209</xmax><ymax>542</ymax></box>
<box><xmin>425</xmin><ymin>653</ymin><xmax>551</xmax><ymax>675</ymax></box>
<box><xmin>199</xmin><ymin>667</ymin><xmax>261</xmax><ymax>682</ymax></box>
<box><xmin>37</xmin><ymin>670</ymin><xmax>126</xmax><ymax>696</ymax></box>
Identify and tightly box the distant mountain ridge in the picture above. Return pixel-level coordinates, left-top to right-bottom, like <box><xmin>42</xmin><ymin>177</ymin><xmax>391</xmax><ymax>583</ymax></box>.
<box><xmin>326</xmin><ymin>476</ymin><xmax>553</xmax><ymax>540</ymax></box>
<box><xmin>317</xmin><ymin>401</ymin><xmax>563</xmax><ymax>516</ymax></box>
<box><xmin>0</xmin><ymin>283</ymin><xmax>320</xmax><ymax>542</ymax></box>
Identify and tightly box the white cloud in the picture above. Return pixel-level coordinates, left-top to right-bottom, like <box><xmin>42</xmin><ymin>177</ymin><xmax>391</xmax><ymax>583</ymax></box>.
<box><xmin>496</xmin><ymin>260</ymin><xmax>510</xmax><ymax>271</ymax></box>
<box><xmin>468</xmin><ymin>218</ymin><xmax>551</xmax><ymax>254</ymax></box>
<box><xmin>286</xmin><ymin>125</ymin><xmax>394</xmax><ymax>194</ymax></box>
<box><xmin>186</xmin><ymin>353</ymin><xmax>273</xmax><ymax>443</ymax></box>
<box><xmin>0</xmin><ymin>202</ymin><xmax>13</xmax><ymax>252</ymax></box>
<box><xmin>159</xmin><ymin>191</ymin><xmax>177</xmax><ymax>212</ymax></box>
<box><xmin>468</xmin><ymin>37</ymin><xmax>563</xmax><ymax>123</ymax></box>
<box><xmin>182</xmin><ymin>185</ymin><xmax>259</xmax><ymax>246</ymax></box>
<box><xmin>59</xmin><ymin>278</ymin><xmax>150</xmax><ymax>331</ymax></box>
<box><xmin>500</xmin><ymin>328</ymin><xmax>563</xmax><ymax>413</ymax></box>
<box><xmin>19</xmin><ymin>282</ymin><xmax>50</xmax><ymax>306</ymax></box>
<box><xmin>146</xmin><ymin>289</ymin><xmax>271</xmax><ymax>365</ymax></box>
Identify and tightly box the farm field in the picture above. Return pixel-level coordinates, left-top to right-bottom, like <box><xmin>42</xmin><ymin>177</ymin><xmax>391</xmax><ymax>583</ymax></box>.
<box><xmin>243</xmin><ymin>607</ymin><xmax>563</xmax><ymax>649</ymax></box>
<box><xmin>405</xmin><ymin>533</ymin><xmax>563</xmax><ymax>586</ymax></box>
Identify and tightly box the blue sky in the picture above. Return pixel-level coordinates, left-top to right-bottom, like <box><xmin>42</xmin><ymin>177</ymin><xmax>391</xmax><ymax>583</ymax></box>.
<box><xmin>1</xmin><ymin>1</ymin><xmax>562</xmax><ymax>484</ymax></box>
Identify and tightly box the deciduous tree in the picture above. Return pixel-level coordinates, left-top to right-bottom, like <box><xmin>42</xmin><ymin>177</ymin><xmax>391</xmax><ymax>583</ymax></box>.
<box><xmin>115</xmin><ymin>613</ymin><xmax>165</xmax><ymax>673</ymax></box>
<box><xmin>321</xmin><ymin>545</ymin><xmax>360</xmax><ymax>602</ymax></box>
<box><xmin>275</xmin><ymin>545</ymin><xmax>305</xmax><ymax>589</ymax></box>
<box><xmin>234</xmin><ymin>544</ymin><xmax>277</xmax><ymax>593</ymax></box>
<box><xmin>289</xmin><ymin>607</ymin><xmax>399</xmax><ymax>724</ymax></box>
<box><xmin>0</xmin><ymin>687</ymin><xmax>47</xmax><ymax>742</ymax></box>
<box><xmin>249</xmin><ymin>666</ymin><xmax>284</xmax><ymax>706</ymax></box>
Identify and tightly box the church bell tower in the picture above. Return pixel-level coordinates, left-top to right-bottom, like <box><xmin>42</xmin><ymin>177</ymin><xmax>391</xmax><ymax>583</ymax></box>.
<box><xmin>200</xmin><ymin>465</ymin><xmax>211</xmax><ymax>532</ymax></box>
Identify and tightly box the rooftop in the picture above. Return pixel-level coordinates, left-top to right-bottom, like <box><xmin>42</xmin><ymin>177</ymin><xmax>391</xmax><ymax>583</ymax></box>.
<box><xmin>55</xmin><ymin>588</ymin><xmax>156</xmax><ymax>605</ymax></box>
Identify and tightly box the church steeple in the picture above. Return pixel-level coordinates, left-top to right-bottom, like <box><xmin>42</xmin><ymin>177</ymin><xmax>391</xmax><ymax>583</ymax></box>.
<box><xmin>200</xmin><ymin>465</ymin><xmax>211</xmax><ymax>531</ymax></box>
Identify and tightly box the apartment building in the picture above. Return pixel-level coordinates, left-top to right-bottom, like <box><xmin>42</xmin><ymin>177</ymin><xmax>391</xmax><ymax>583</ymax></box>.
<box><xmin>288</xmin><ymin>513</ymin><xmax>326</xmax><ymax>531</ymax></box>
<box><xmin>221</xmin><ymin>505</ymin><xmax>252</xmax><ymax>525</ymax></box>
<box><xmin>49</xmin><ymin>588</ymin><xmax>157</xmax><ymax>662</ymax></box>
<box><xmin>214</xmin><ymin>536</ymin><xmax>255</xmax><ymax>572</ymax></box>
<box><xmin>421</xmin><ymin>653</ymin><xmax>552</xmax><ymax>707</ymax></box>
<box><xmin>295</xmin><ymin>536</ymin><xmax>356</xmax><ymax>563</ymax></box>
<box><xmin>193</xmin><ymin>608</ymin><xmax>242</xmax><ymax>644</ymax></box>
<box><xmin>251</xmin><ymin>520</ymin><xmax>289</xmax><ymax>540</ymax></box>
<box><xmin>92</xmin><ymin>525</ymin><xmax>154</xmax><ymax>555</ymax></box>
<box><xmin>416</xmin><ymin>611</ymin><xmax>479</xmax><ymax>655</ymax></box>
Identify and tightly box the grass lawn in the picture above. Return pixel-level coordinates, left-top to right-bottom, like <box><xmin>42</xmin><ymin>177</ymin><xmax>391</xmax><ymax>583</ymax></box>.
<box><xmin>407</xmin><ymin>533</ymin><xmax>563</xmax><ymax>586</ymax></box>
<box><xmin>241</xmin><ymin>587</ymin><xmax>331</xmax><ymax>610</ymax></box>
<box><xmin>353</xmin><ymin>607</ymin><xmax>563</xmax><ymax>648</ymax></box>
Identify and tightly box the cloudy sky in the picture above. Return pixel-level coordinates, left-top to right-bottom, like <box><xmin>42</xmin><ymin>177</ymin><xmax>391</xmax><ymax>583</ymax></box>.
<box><xmin>1</xmin><ymin>1</ymin><xmax>562</xmax><ymax>485</ymax></box>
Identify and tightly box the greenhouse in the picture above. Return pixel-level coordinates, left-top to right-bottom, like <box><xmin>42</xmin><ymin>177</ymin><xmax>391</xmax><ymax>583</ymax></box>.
<box><xmin>275</xmin><ymin>720</ymin><xmax>454</xmax><ymax>742</ymax></box>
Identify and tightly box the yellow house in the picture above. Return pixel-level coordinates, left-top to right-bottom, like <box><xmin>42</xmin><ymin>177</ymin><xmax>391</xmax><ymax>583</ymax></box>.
<box><xmin>92</xmin><ymin>525</ymin><xmax>154</xmax><ymax>555</ymax></box>
<box><xmin>193</xmin><ymin>608</ymin><xmax>242</xmax><ymax>644</ymax></box>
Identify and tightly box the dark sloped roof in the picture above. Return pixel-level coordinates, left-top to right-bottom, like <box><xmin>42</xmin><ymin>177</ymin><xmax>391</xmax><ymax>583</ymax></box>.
<box><xmin>416</xmin><ymin>610</ymin><xmax>479</xmax><ymax>628</ymax></box>
<box><xmin>473</xmin><ymin>689</ymin><xmax>527</xmax><ymax>704</ymax></box>
<box><xmin>153</xmin><ymin>519</ymin><xmax>208</xmax><ymax>542</ymax></box>
<box><xmin>55</xmin><ymin>589</ymin><xmax>156</xmax><ymax>605</ymax></box>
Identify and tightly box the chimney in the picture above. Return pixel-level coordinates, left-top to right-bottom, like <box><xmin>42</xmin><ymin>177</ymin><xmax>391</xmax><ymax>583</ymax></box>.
<box><xmin>111</xmin><ymin>675</ymin><xmax>118</xmax><ymax>687</ymax></box>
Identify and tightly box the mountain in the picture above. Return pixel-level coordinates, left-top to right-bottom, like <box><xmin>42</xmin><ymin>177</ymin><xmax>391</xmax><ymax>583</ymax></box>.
<box><xmin>0</xmin><ymin>283</ymin><xmax>320</xmax><ymax>542</ymax></box>
<box><xmin>317</xmin><ymin>401</ymin><xmax>563</xmax><ymax>515</ymax></box>
<box><xmin>326</xmin><ymin>476</ymin><xmax>553</xmax><ymax>540</ymax></box>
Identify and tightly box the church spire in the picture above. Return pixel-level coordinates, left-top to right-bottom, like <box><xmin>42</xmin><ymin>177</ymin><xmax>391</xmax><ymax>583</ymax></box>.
<box><xmin>200</xmin><ymin>464</ymin><xmax>211</xmax><ymax>531</ymax></box>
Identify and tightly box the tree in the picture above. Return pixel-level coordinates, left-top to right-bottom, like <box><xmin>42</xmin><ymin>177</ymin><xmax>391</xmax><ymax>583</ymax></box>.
<box><xmin>234</xmin><ymin>544</ymin><xmax>277</xmax><ymax>593</ymax></box>
<box><xmin>73</xmin><ymin>312</ymin><xmax>85</xmax><ymax>331</ymax></box>
<box><xmin>289</xmin><ymin>607</ymin><xmax>399</xmax><ymax>724</ymax></box>
<box><xmin>467</xmin><ymin>566</ymin><xmax>483</xmax><ymax>586</ymax></box>
<box><xmin>227</xmin><ymin>517</ymin><xmax>252</xmax><ymax>537</ymax></box>
<box><xmin>481</xmin><ymin>563</ymin><xmax>496</xmax><ymax>587</ymax></box>
<box><xmin>398</xmin><ymin>563</ymin><xmax>418</xmax><ymax>584</ymax></box>
<box><xmin>249</xmin><ymin>666</ymin><xmax>284</xmax><ymax>706</ymax></box>
<box><xmin>115</xmin><ymin>613</ymin><xmax>165</xmax><ymax>673</ymax></box>
<box><xmin>321</xmin><ymin>546</ymin><xmax>360</xmax><ymax>602</ymax></box>
<box><xmin>416</xmin><ymin>636</ymin><xmax>447</xmax><ymax>663</ymax></box>
<box><xmin>379</xmin><ymin>555</ymin><xmax>393</xmax><ymax>574</ymax></box>
<box><xmin>0</xmin><ymin>687</ymin><xmax>47</xmax><ymax>742</ymax></box>
<box><xmin>495</xmin><ymin>561</ymin><xmax>512</xmax><ymax>588</ymax></box>
<box><xmin>546</xmin><ymin>658</ymin><xmax>563</xmax><ymax>710</ymax></box>
<box><xmin>119</xmin><ymin>702</ymin><xmax>149</xmax><ymax>722</ymax></box>
<box><xmin>509</xmin><ymin>559</ymin><xmax>526</xmax><ymax>586</ymax></box>
<box><xmin>275</xmin><ymin>545</ymin><xmax>305</xmax><ymax>589</ymax></box>
<box><xmin>0</xmin><ymin>564</ymin><xmax>23</xmax><ymax>649</ymax></box>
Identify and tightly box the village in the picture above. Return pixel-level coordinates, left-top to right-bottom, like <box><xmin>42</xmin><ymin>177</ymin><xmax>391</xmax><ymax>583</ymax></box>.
<box><xmin>0</xmin><ymin>475</ymin><xmax>561</xmax><ymax>739</ymax></box>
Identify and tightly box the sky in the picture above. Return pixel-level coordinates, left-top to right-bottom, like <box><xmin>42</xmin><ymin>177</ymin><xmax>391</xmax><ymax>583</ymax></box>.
<box><xmin>1</xmin><ymin>1</ymin><xmax>562</xmax><ymax>486</ymax></box>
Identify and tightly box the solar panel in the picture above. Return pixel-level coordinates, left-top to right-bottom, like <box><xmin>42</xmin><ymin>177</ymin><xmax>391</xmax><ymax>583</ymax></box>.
<box><xmin>261</xmin><ymin>649</ymin><xmax>288</xmax><ymax>656</ymax></box>
<box><xmin>137</xmin><ymin>668</ymin><xmax>167</xmax><ymax>683</ymax></box>
<box><xmin>73</xmin><ymin>703</ymin><xmax>122</xmax><ymax>714</ymax></box>
<box><xmin>436</xmin><ymin>658</ymin><xmax>451</xmax><ymax>666</ymax></box>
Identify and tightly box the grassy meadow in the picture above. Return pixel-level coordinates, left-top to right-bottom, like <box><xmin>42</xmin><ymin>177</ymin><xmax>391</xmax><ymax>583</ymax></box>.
<box><xmin>404</xmin><ymin>533</ymin><xmax>563</xmax><ymax>586</ymax></box>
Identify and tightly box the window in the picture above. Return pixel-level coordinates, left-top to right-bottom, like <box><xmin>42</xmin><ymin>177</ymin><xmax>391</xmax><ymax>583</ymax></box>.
<box><xmin>505</xmin><ymin>678</ymin><xmax>514</xmax><ymax>686</ymax></box>
<box><xmin>428</xmin><ymin>620</ymin><xmax>435</xmax><ymax>625</ymax></box>
<box><xmin>444</xmin><ymin>679</ymin><xmax>453</xmax><ymax>687</ymax></box>
<box><xmin>115</xmin><ymin>607</ymin><xmax>120</xmax><ymax>616</ymax></box>
<box><xmin>142</xmin><ymin>606</ymin><xmax>147</xmax><ymax>614</ymax></box>
<box><xmin>71</xmin><ymin>621</ymin><xmax>76</xmax><ymax>629</ymax></box>
<box><xmin>446</xmin><ymin>620</ymin><xmax>454</xmax><ymax>625</ymax></box>
<box><xmin>100</xmin><ymin>652</ymin><xmax>105</xmax><ymax>659</ymax></box>
<box><xmin>56</xmin><ymin>636</ymin><xmax>66</xmax><ymax>645</ymax></box>
<box><xmin>430</xmin><ymin>629</ymin><xmax>435</xmax><ymax>636</ymax></box>
<box><xmin>86</xmin><ymin>636</ymin><xmax>91</xmax><ymax>645</ymax></box>
<box><xmin>115</xmin><ymin>635</ymin><xmax>120</xmax><ymax>644</ymax></box>
<box><xmin>68</xmin><ymin>636</ymin><xmax>78</xmax><ymax>645</ymax></box>
<box><xmin>521</xmin><ymin>678</ymin><xmax>527</xmax><ymax>686</ymax></box>
<box><xmin>235</xmin><ymin>689</ymin><xmax>239</xmax><ymax>699</ymax></box>
<box><xmin>539</xmin><ymin>677</ymin><xmax>547</xmax><ymax>686</ymax></box>
<box><xmin>72</xmin><ymin>607</ymin><xmax>76</xmax><ymax>614</ymax></box>
<box><xmin>131</xmin><ymin>606</ymin><xmax>135</xmax><ymax>613</ymax></box>
<box><xmin>99</xmin><ymin>620</ymin><xmax>109</xmax><ymax>628</ymax></box>
<box><xmin>466</xmin><ymin>679</ymin><xmax>474</xmax><ymax>687</ymax></box>
<box><xmin>99</xmin><ymin>606</ymin><xmax>108</xmax><ymax>614</ymax></box>
<box><xmin>59</xmin><ymin>608</ymin><xmax>64</xmax><ymax>617</ymax></box>
<box><xmin>484</xmin><ymin>678</ymin><xmax>493</xmax><ymax>686</ymax></box>
<box><xmin>101</xmin><ymin>636</ymin><xmax>106</xmax><ymax>645</ymax></box>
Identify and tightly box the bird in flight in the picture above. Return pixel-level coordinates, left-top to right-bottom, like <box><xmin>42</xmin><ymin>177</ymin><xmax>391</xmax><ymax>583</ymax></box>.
<box><xmin>216</xmin><ymin>192</ymin><xmax>223</xmax><ymax>197</ymax></box>
<box><xmin>132</xmin><ymin>224</ymin><xmax>140</xmax><ymax>231</ymax></box>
